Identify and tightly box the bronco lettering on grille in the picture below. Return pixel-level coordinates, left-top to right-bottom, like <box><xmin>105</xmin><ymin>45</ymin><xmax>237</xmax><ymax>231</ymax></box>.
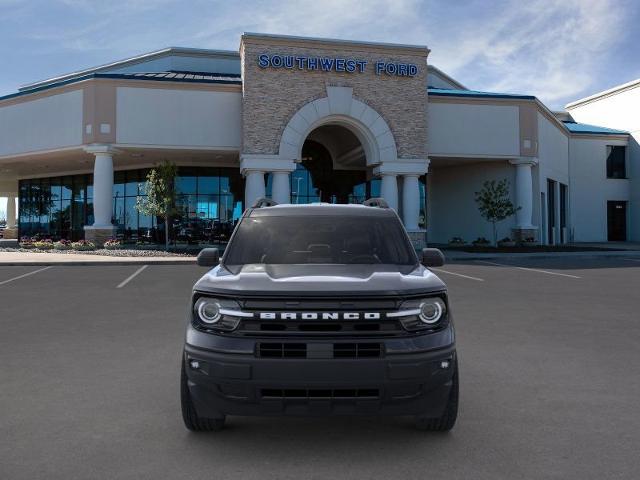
<box><xmin>258</xmin><ymin>312</ymin><xmax>381</xmax><ymax>320</ymax></box>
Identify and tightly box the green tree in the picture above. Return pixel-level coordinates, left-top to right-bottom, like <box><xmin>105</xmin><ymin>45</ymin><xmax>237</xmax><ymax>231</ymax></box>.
<box><xmin>135</xmin><ymin>161</ymin><xmax>178</xmax><ymax>251</ymax></box>
<box><xmin>474</xmin><ymin>179</ymin><xmax>520</xmax><ymax>246</ymax></box>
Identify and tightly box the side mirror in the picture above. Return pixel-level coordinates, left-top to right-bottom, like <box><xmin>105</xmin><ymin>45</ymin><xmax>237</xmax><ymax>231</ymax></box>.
<box><xmin>197</xmin><ymin>248</ymin><xmax>220</xmax><ymax>267</ymax></box>
<box><xmin>421</xmin><ymin>248</ymin><xmax>445</xmax><ymax>267</ymax></box>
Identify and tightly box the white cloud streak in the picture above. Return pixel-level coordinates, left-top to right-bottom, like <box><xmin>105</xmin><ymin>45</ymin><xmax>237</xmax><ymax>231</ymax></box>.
<box><xmin>3</xmin><ymin>0</ymin><xmax>635</xmax><ymax>108</ymax></box>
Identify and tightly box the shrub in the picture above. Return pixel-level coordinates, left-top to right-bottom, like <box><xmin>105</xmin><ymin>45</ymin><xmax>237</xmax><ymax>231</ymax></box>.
<box><xmin>71</xmin><ymin>240</ymin><xmax>96</xmax><ymax>251</ymax></box>
<box><xmin>448</xmin><ymin>236</ymin><xmax>466</xmax><ymax>245</ymax></box>
<box><xmin>103</xmin><ymin>238</ymin><xmax>122</xmax><ymax>250</ymax></box>
<box><xmin>33</xmin><ymin>239</ymin><xmax>54</xmax><ymax>250</ymax></box>
<box><xmin>54</xmin><ymin>239</ymin><xmax>72</xmax><ymax>250</ymax></box>
<box><xmin>20</xmin><ymin>236</ymin><xmax>35</xmax><ymax>249</ymax></box>
<box><xmin>472</xmin><ymin>237</ymin><xmax>491</xmax><ymax>246</ymax></box>
<box><xmin>497</xmin><ymin>237</ymin><xmax>516</xmax><ymax>247</ymax></box>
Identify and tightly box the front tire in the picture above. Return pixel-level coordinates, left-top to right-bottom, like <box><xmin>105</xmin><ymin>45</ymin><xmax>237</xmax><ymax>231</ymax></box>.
<box><xmin>181</xmin><ymin>361</ymin><xmax>225</xmax><ymax>432</ymax></box>
<box><xmin>415</xmin><ymin>359</ymin><xmax>459</xmax><ymax>432</ymax></box>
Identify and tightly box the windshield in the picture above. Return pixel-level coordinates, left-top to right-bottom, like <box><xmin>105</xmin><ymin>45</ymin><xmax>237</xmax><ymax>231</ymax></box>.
<box><xmin>223</xmin><ymin>215</ymin><xmax>418</xmax><ymax>270</ymax></box>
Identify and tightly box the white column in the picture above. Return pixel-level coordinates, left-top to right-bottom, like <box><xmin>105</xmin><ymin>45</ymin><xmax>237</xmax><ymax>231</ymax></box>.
<box><xmin>91</xmin><ymin>151</ymin><xmax>115</xmax><ymax>227</ymax></box>
<box><xmin>271</xmin><ymin>171</ymin><xmax>290</xmax><ymax>204</ymax></box>
<box><xmin>244</xmin><ymin>170</ymin><xmax>266</xmax><ymax>208</ymax></box>
<box><xmin>6</xmin><ymin>195</ymin><xmax>16</xmax><ymax>229</ymax></box>
<box><xmin>402</xmin><ymin>174</ymin><xmax>420</xmax><ymax>231</ymax></box>
<box><xmin>380</xmin><ymin>174</ymin><xmax>398</xmax><ymax>212</ymax></box>
<box><xmin>510</xmin><ymin>158</ymin><xmax>537</xmax><ymax>229</ymax></box>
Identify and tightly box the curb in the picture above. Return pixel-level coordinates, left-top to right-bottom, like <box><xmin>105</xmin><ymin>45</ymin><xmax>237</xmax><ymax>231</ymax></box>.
<box><xmin>0</xmin><ymin>259</ymin><xmax>197</xmax><ymax>266</ymax></box>
<box><xmin>444</xmin><ymin>251</ymin><xmax>640</xmax><ymax>261</ymax></box>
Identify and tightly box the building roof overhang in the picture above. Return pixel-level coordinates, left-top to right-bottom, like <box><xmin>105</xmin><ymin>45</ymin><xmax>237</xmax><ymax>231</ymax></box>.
<box><xmin>18</xmin><ymin>47</ymin><xmax>240</xmax><ymax>93</ymax></box>
<box><xmin>0</xmin><ymin>71</ymin><xmax>242</xmax><ymax>104</ymax></box>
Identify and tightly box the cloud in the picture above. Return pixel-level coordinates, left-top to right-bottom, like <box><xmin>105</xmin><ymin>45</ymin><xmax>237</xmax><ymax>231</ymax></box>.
<box><xmin>1</xmin><ymin>0</ymin><xmax>636</xmax><ymax>108</ymax></box>
<box><xmin>186</xmin><ymin>0</ymin><xmax>634</xmax><ymax>107</ymax></box>
<box><xmin>424</xmin><ymin>0</ymin><xmax>632</xmax><ymax>107</ymax></box>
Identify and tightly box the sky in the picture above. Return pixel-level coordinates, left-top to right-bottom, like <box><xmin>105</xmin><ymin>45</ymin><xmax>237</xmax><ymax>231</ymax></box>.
<box><xmin>0</xmin><ymin>0</ymin><xmax>639</xmax><ymax>107</ymax></box>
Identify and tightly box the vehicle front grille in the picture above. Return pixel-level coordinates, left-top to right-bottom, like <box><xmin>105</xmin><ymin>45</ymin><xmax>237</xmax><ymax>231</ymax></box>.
<box><xmin>261</xmin><ymin>388</ymin><xmax>380</xmax><ymax>399</ymax></box>
<box><xmin>257</xmin><ymin>342</ymin><xmax>383</xmax><ymax>359</ymax></box>
<box><xmin>228</xmin><ymin>296</ymin><xmax>414</xmax><ymax>337</ymax></box>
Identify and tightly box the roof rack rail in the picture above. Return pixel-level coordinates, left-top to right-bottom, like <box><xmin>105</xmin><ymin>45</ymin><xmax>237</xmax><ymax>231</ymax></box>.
<box><xmin>252</xmin><ymin>198</ymin><xmax>278</xmax><ymax>208</ymax></box>
<box><xmin>362</xmin><ymin>198</ymin><xmax>389</xmax><ymax>208</ymax></box>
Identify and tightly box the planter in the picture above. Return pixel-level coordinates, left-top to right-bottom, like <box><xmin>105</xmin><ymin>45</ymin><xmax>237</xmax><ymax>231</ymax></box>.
<box><xmin>498</xmin><ymin>241</ymin><xmax>516</xmax><ymax>248</ymax></box>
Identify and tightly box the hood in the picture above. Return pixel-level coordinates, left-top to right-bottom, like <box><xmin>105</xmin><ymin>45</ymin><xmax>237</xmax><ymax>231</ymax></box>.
<box><xmin>193</xmin><ymin>263</ymin><xmax>446</xmax><ymax>297</ymax></box>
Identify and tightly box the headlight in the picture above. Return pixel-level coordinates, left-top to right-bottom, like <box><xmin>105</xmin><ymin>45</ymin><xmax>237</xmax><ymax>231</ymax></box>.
<box><xmin>196</xmin><ymin>298</ymin><xmax>221</xmax><ymax>324</ymax></box>
<box><xmin>419</xmin><ymin>298</ymin><xmax>446</xmax><ymax>324</ymax></box>
<box><xmin>192</xmin><ymin>296</ymin><xmax>246</xmax><ymax>331</ymax></box>
<box><xmin>389</xmin><ymin>296</ymin><xmax>447</xmax><ymax>331</ymax></box>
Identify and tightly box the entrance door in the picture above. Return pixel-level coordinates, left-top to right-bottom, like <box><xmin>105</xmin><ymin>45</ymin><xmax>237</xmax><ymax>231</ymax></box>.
<box><xmin>547</xmin><ymin>179</ymin><xmax>556</xmax><ymax>245</ymax></box>
<box><xmin>607</xmin><ymin>201</ymin><xmax>627</xmax><ymax>241</ymax></box>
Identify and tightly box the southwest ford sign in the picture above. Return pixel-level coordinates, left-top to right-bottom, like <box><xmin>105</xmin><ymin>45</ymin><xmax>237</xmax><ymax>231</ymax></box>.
<box><xmin>257</xmin><ymin>53</ymin><xmax>418</xmax><ymax>77</ymax></box>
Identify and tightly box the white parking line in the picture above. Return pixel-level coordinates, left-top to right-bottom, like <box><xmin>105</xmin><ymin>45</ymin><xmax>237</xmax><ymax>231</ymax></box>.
<box><xmin>430</xmin><ymin>268</ymin><xmax>484</xmax><ymax>282</ymax></box>
<box><xmin>116</xmin><ymin>265</ymin><xmax>148</xmax><ymax>289</ymax></box>
<box><xmin>0</xmin><ymin>266</ymin><xmax>52</xmax><ymax>286</ymax></box>
<box><xmin>475</xmin><ymin>260</ymin><xmax>581</xmax><ymax>279</ymax></box>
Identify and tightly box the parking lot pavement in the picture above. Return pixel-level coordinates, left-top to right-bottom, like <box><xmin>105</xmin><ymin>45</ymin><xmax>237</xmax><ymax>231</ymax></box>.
<box><xmin>1</xmin><ymin>258</ymin><xmax>640</xmax><ymax>480</ymax></box>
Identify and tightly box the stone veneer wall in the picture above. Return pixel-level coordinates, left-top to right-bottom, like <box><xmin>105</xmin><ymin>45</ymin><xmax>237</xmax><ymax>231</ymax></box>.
<box><xmin>240</xmin><ymin>36</ymin><xmax>429</xmax><ymax>159</ymax></box>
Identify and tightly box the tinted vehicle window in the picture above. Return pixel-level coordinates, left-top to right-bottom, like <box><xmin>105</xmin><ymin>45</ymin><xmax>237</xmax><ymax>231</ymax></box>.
<box><xmin>224</xmin><ymin>215</ymin><xmax>417</xmax><ymax>268</ymax></box>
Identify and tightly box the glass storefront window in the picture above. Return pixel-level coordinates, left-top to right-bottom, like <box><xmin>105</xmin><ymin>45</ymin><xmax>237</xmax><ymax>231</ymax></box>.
<box><xmin>419</xmin><ymin>175</ymin><xmax>427</xmax><ymax>230</ymax></box>
<box><xmin>18</xmin><ymin>166</ymin><xmax>244</xmax><ymax>245</ymax></box>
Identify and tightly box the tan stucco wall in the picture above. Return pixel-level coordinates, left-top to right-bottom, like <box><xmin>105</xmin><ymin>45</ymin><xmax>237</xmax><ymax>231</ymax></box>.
<box><xmin>240</xmin><ymin>35</ymin><xmax>429</xmax><ymax>160</ymax></box>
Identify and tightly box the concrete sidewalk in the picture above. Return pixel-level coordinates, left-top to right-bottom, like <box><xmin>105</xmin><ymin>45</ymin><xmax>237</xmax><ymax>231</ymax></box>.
<box><xmin>0</xmin><ymin>251</ymin><xmax>196</xmax><ymax>266</ymax></box>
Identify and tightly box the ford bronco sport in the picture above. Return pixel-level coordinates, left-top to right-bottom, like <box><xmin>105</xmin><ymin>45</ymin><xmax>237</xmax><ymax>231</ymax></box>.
<box><xmin>181</xmin><ymin>199</ymin><xmax>458</xmax><ymax>431</ymax></box>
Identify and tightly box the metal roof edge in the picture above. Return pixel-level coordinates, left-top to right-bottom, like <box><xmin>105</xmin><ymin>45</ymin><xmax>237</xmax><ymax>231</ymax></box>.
<box><xmin>427</xmin><ymin>65</ymin><xmax>467</xmax><ymax>90</ymax></box>
<box><xmin>19</xmin><ymin>46</ymin><xmax>240</xmax><ymax>92</ymax></box>
<box><xmin>1</xmin><ymin>72</ymin><xmax>242</xmax><ymax>103</ymax></box>
<box><xmin>427</xmin><ymin>88</ymin><xmax>535</xmax><ymax>100</ymax></box>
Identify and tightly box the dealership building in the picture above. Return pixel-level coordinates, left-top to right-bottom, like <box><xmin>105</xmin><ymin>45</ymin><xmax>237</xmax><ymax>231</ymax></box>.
<box><xmin>0</xmin><ymin>33</ymin><xmax>637</xmax><ymax>247</ymax></box>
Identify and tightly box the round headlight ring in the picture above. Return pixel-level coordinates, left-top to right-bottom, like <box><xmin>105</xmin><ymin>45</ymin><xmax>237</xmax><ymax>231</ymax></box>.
<box><xmin>419</xmin><ymin>298</ymin><xmax>445</xmax><ymax>324</ymax></box>
<box><xmin>196</xmin><ymin>298</ymin><xmax>221</xmax><ymax>324</ymax></box>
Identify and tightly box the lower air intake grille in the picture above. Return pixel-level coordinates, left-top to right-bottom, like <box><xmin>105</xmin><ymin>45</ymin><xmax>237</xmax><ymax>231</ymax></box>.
<box><xmin>258</xmin><ymin>343</ymin><xmax>307</xmax><ymax>358</ymax></box>
<box><xmin>333</xmin><ymin>343</ymin><xmax>382</xmax><ymax>358</ymax></box>
<box><xmin>261</xmin><ymin>388</ymin><xmax>380</xmax><ymax>399</ymax></box>
<box><xmin>257</xmin><ymin>342</ymin><xmax>383</xmax><ymax>359</ymax></box>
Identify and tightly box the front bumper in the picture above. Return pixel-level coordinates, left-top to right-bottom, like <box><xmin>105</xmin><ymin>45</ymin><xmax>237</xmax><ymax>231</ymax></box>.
<box><xmin>184</xmin><ymin>324</ymin><xmax>456</xmax><ymax>418</ymax></box>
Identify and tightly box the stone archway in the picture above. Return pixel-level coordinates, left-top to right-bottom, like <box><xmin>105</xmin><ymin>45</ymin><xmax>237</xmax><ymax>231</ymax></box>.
<box><xmin>278</xmin><ymin>86</ymin><xmax>398</xmax><ymax>166</ymax></box>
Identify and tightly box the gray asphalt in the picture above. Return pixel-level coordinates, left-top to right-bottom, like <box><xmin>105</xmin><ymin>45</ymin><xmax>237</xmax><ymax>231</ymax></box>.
<box><xmin>1</xmin><ymin>258</ymin><xmax>640</xmax><ymax>480</ymax></box>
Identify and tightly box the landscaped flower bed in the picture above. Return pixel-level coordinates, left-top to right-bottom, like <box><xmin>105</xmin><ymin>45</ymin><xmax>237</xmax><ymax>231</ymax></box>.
<box><xmin>54</xmin><ymin>239</ymin><xmax>72</xmax><ymax>250</ymax></box>
<box><xmin>103</xmin><ymin>238</ymin><xmax>122</xmax><ymax>250</ymax></box>
<box><xmin>3</xmin><ymin>236</ymin><xmax>197</xmax><ymax>257</ymax></box>
<box><xmin>70</xmin><ymin>240</ymin><xmax>96</xmax><ymax>251</ymax></box>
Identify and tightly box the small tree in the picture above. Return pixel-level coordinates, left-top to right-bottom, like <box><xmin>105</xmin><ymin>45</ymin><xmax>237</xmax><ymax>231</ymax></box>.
<box><xmin>136</xmin><ymin>161</ymin><xmax>178</xmax><ymax>251</ymax></box>
<box><xmin>474</xmin><ymin>179</ymin><xmax>520</xmax><ymax>246</ymax></box>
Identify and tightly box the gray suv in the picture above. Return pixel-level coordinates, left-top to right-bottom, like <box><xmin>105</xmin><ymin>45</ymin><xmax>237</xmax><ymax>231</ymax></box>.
<box><xmin>181</xmin><ymin>199</ymin><xmax>458</xmax><ymax>431</ymax></box>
